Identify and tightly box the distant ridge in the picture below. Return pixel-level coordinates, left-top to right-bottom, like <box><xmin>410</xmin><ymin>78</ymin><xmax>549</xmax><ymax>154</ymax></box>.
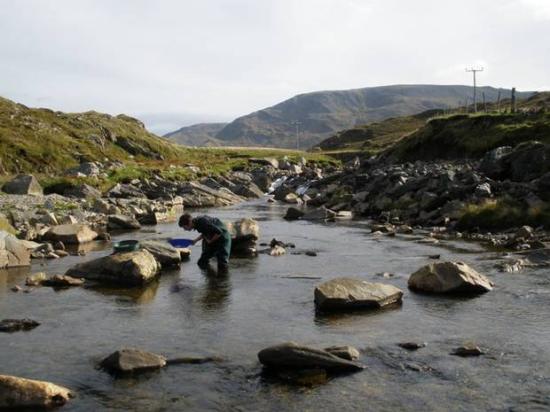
<box><xmin>164</xmin><ymin>122</ymin><xmax>226</xmax><ymax>146</ymax></box>
<box><xmin>166</xmin><ymin>85</ymin><xmax>532</xmax><ymax>149</ymax></box>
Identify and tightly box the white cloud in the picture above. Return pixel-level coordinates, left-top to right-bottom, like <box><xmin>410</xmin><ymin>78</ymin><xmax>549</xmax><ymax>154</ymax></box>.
<box><xmin>0</xmin><ymin>0</ymin><xmax>548</xmax><ymax>134</ymax></box>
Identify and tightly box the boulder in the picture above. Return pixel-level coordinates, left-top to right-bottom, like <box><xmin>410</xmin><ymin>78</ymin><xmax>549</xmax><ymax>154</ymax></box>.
<box><xmin>323</xmin><ymin>346</ymin><xmax>360</xmax><ymax>361</ymax></box>
<box><xmin>107</xmin><ymin>214</ymin><xmax>141</xmax><ymax>231</ymax></box>
<box><xmin>0</xmin><ymin>375</ymin><xmax>72</xmax><ymax>409</ymax></box>
<box><xmin>408</xmin><ymin>261</ymin><xmax>493</xmax><ymax>294</ymax></box>
<box><xmin>284</xmin><ymin>207</ymin><xmax>304</xmax><ymax>221</ymax></box>
<box><xmin>315</xmin><ymin>278</ymin><xmax>403</xmax><ymax>311</ymax></box>
<box><xmin>1</xmin><ymin>174</ymin><xmax>43</xmax><ymax>195</ymax></box>
<box><xmin>258</xmin><ymin>342</ymin><xmax>363</xmax><ymax>372</ymax></box>
<box><xmin>502</xmin><ymin>141</ymin><xmax>550</xmax><ymax>181</ymax></box>
<box><xmin>140</xmin><ymin>240</ymin><xmax>181</xmax><ymax>268</ymax></box>
<box><xmin>100</xmin><ymin>348</ymin><xmax>167</xmax><ymax>374</ymax></box>
<box><xmin>233</xmin><ymin>182</ymin><xmax>264</xmax><ymax>198</ymax></box>
<box><xmin>302</xmin><ymin>207</ymin><xmax>337</xmax><ymax>221</ymax></box>
<box><xmin>0</xmin><ymin>319</ymin><xmax>40</xmax><ymax>333</ymax></box>
<box><xmin>43</xmin><ymin>224</ymin><xmax>98</xmax><ymax>244</ymax></box>
<box><xmin>249</xmin><ymin>157</ymin><xmax>279</xmax><ymax>169</ymax></box>
<box><xmin>63</xmin><ymin>184</ymin><xmax>102</xmax><ymax>199</ymax></box>
<box><xmin>66</xmin><ymin>249</ymin><xmax>160</xmax><ymax>286</ymax></box>
<box><xmin>227</xmin><ymin>218</ymin><xmax>260</xmax><ymax>239</ymax></box>
<box><xmin>515</xmin><ymin>225</ymin><xmax>534</xmax><ymax>239</ymax></box>
<box><xmin>0</xmin><ymin>231</ymin><xmax>31</xmax><ymax>269</ymax></box>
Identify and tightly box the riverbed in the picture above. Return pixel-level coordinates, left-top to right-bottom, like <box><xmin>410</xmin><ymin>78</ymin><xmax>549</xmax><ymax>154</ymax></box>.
<box><xmin>1</xmin><ymin>200</ymin><xmax>549</xmax><ymax>411</ymax></box>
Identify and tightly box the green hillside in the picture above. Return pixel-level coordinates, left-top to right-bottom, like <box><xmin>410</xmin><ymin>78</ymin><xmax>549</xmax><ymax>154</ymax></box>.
<box><xmin>385</xmin><ymin>92</ymin><xmax>550</xmax><ymax>162</ymax></box>
<box><xmin>0</xmin><ymin>96</ymin><xmax>190</xmax><ymax>174</ymax></box>
<box><xmin>313</xmin><ymin>109</ymin><xmax>443</xmax><ymax>155</ymax></box>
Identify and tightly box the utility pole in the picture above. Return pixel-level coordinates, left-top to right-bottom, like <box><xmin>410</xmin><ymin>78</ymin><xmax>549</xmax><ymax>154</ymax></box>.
<box><xmin>290</xmin><ymin>120</ymin><xmax>301</xmax><ymax>150</ymax></box>
<box><xmin>496</xmin><ymin>90</ymin><xmax>501</xmax><ymax>113</ymax></box>
<box><xmin>511</xmin><ymin>87</ymin><xmax>517</xmax><ymax>113</ymax></box>
<box><xmin>466</xmin><ymin>67</ymin><xmax>484</xmax><ymax>112</ymax></box>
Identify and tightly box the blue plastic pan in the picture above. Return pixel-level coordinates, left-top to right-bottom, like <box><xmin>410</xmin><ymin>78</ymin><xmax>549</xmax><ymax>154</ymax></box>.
<box><xmin>168</xmin><ymin>238</ymin><xmax>194</xmax><ymax>248</ymax></box>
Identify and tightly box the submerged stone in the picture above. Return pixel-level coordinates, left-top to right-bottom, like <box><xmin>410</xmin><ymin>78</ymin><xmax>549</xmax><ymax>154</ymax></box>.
<box><xmin>100</xmin><ymin>348</ymin><xmax>167</xmax><ymax>374</ymax></box>
<box><xmin>0</xmin><ymin>374</ymin><xmax>72</xmax><ymax>409</ymax></box>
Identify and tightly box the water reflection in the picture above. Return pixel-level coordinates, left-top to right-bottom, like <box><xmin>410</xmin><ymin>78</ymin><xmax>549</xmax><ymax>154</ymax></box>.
<box><xmin>0</xmin><ymin>266</ymin><xmax>31</xmax><ymax>295</ymax></box>
<box><xmin>89</xmin><ymin>281</ymin><xmax>160</xmax><ymax>305</ymax></box>
<box><xmin>198</xmin><ymin>270</ymin><xmax>232</xmax><ymax>313</ymax></box>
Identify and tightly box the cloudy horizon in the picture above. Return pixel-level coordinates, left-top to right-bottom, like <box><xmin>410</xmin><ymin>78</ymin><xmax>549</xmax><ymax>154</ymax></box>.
<box><xmin>1</xmin><ymin>0</ymin><xmax>549</xmax><ymax>134</ymax></box>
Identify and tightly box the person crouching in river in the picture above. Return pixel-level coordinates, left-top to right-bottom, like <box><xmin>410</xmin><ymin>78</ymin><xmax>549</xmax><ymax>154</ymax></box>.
<box><xmin>178</xmin><ymin>213</ymin><xmax>231</xmax><ymax>274</ymax></box>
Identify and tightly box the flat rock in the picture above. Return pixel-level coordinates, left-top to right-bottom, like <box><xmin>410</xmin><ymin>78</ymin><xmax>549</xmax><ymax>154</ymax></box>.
<box><xmin>140</xmin><ymin>240</ymin><xmax>181</xmax><ymax>268</ymax></box>
<box><xmin>43</xmin><ymin>224</ymin><xmax>98</xmax><ymax>244</ymax></box>
<box><xmin>0</xmin><ymin>319</ymin><xmax>40</xmax><ymax>333</ymax></box>
<box><xmin>398</xmin><ymin>342</ymin><xmax>427</xmax><ymax>351</ymax></box>
<box><xmin>258</xmin><ymin>342</ymin><xmax>364</xmax><ymax>372</ymax></box>
<box><xmin>42</xmin><ymin>275</ymin><xmax>84</xmax><ymax>287</ymax></box>
<box><xmin>66</xmin><ymin>249</ymin><xmax>160</xmax><ymax>286</ymax></box>
<box><xmin>323</xmin><ymin>346</ymin><xmax>360</xmax><ymax>361</ymax></box>
<box><xmin>314</xmin><ymin>277</ymin><xmax>403</xmax><ymax>312</ymax></box>
<box><xmin>100</xmin><ymin>348</ymin><xmax>167</xmax><ymax>374</ymax></box>
<box><xmin>451</xmin><ymin>343</ymin><xmax>485</xmax><ymax>357</ymax></box>
<box><xmin>107</xmin><ymin>214</ymin><xmax>141</xmax><ymax>231</ymax></box>
<box><xmin>0</xmin><ymin>374</ymin><xmax>72</xmax><ymax>409</ymax></box>
<box><xmin>408</xmin><ymin>261</ymin><xmax>493</xmax><ymax>294</ymax></box>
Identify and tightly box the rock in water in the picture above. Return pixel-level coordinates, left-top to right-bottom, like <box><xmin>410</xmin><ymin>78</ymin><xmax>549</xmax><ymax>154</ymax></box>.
<box><xmin>0</xmin><ymin>374</ymin><xmax>72</xmax><ymax>408</ymax></box>
<box><xmin>1</xmin><ymin>174</ymin><xmax>43</xmax><ymax>195</ymax></box>
<box><xmin>140</xmin><ymin>240</ymin><xmax>181</xmax><ymax>268</ymax></box>
<box><xmin>258</xmin><ymin>342</ymin><xmax>364</xmax><ymax>372</ymax></box>
<box><xmin>451</xmin><ymin>343</ymin><xmax>485</xmax><ymax>357</ymax></box>
<box><xmin>284</xmin><ymin>207</ymin><xmax>304</xmax><ymax>221</ymax></box>
<box><xmin>0</xmin><ymin>319</ymin><xmax>40</xmax><ymax>333</ymax></box>
<box><xmin>408</xmin><ymin>261</ymin><xmax>493</xmax><ymax>294</ymax></box>
<box><xmin>66</xmin><ymin>249</ymin><xmax>160</xmax><ymax>286</ymax></box>
<box><xmin>324</xmin><ymin>346</ymin><xmax>360</xmax><ymax>361</ymax></box>
<box><xmin>107</xmin><ymin>214</ymin><xmax>141</xmax><ymax>231</ymax></box>
<box><xmin>42</xmin><ymin>275</ymin><xmax>84</xmax><ymax>287</ymax></box>
<box><xmin>314</xmin><ymin>278</ymin><xmax>403</xmax><ymax>312</ymax></box>
<box><xmin>100</xmin><ymin>348</ymin><xmax>167</xmax><ymax>374</ymax></box>
<box><xmin>0</xmin><ymin>231</ymin><xmax>31</xmax><ymax>269</ymax></box>
<box><xmin>43</xmin><ymin>224</ymin><xmax>98</xmax><ymax>244</ymax></box>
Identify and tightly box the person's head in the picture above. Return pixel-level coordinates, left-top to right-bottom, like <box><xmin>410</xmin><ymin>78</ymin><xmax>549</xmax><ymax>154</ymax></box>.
<box><xmin>178</xmin><ymin>213</ymin><xmax>194</xmax><ymax>231</ymax></box>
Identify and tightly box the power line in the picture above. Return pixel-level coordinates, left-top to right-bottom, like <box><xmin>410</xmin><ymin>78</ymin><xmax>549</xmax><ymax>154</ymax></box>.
<box><xmin>465</xmin><ymin>67</ymin><xmax>484</xmax><ymax>112</ymax></box>
<box><xmin>290</xmin><ymin>120</ymin><xmax>301</xmax><ymax>150</ymax></box>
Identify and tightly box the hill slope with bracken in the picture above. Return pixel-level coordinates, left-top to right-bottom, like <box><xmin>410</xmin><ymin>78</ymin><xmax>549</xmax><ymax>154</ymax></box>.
<box><xmin>164</xmin><ymin>122</ymin><xmax>226</xmax><ymax>146</ymax></box>
<box><xmin>191</xmin><ymin>84</ymin><xmax>530</xmax><ymax>149</ymax></box>
<box><xmin>383</xmin><ymin>92</ymin><xmax>550</xmax><ymax>162</ymax></box>
<box><xmin>0</xmin><ymin>96</ymin><xmax>188</xmax><ymax>174</ymax></box>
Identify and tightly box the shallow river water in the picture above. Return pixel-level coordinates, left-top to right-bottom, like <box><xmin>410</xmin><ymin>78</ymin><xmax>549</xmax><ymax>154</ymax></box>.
<box><xmin>1</xmin><ymin>200</ymin><xmax>549</xmax><ymax>411</ymax></box>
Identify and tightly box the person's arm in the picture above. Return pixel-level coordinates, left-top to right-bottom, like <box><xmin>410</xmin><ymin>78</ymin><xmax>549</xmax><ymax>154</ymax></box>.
<box><xmin>192</xmin><ymin>234</ymin><xmax>203</xmax><ymax>245</ymax></box>
<box><xmin>204</xmin><ymin>233</ymin><xmax>221</xmax><ymax>244</ymax></box>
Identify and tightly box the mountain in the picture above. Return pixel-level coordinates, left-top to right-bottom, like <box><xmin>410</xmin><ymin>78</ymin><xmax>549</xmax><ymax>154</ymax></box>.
<box><xmin>0</xmin><ymin>96</ymin><xmax>187</xmax><ymax>174</ymax></box>
<box><xmin>164</xmin><ymin>122</ymin><xmax>226</xmax><ymax>146</ymax></box>
<box><xmin>182</xmin><ymin>85</ymin><xmax>531</xmax><ymax>149</ymax></box>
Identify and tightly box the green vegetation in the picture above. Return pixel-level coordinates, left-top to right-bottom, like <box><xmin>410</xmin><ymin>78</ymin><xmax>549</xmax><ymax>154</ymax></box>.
<box><xmin>386</xmin><ymin>92</ymin><xmax>550</xmax><ymax>161</ymax></box>
<box><xmin>315</xmin><ymin>109</ymin><xmax>443</xmax><ymax>156</ymax></box>
<box><xmin>0</xmin><ymin>96</ymin><xmax>337</xmax><ymax>182</ymax></box>
<box><xmin>457</xmin><ymin>198</ymin><xmax>550</xmax><ymax>230</ymax></box>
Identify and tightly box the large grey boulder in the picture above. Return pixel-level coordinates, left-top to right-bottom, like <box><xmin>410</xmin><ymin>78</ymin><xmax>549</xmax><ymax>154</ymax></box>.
<box><xmin>501</xmin><ymin>142</ymin><xmax>550</xmax><ymax>182</ymax></box>
<box><xmin>63</xmin><ymin>183</ymin><xmax>102</xmax><ymax>199</ymax></box>
<box><xmin>226</xmin><ymin>218</ymin><xmax>260</xmax><ymax>257</ymax></box>
<box><xmin>140</xmin><ymin>240</ymin><xmax>181</xmax><ymax>268</ymax></box>
<box><xmin>107</xmin><ymin>214</ymin><xmax>141</xmax><ymax>231</ymax></box>
<box><xmin>1</xmin><ymin>175</ymin><xmax>43</xmax><ymax>196</ymax></box>
<box><xmin>314</xmin><ymin>278</ymin><xmax>403</xmax><ymax>311</ymax></box>
<box><xmin>408</xmin><ymin>261</ymin><xmax>493</xmax><ymax>294</ymax></box>
<box><xmin>258</xmin><ymin>342</ymin><xmax>363</xmax><ymax>372</ymax></box>
<box><xmin>0</xmin><ymin>231</ymin><xmax>31</xmax><ymax>269</ymax></box>
<box><xmin>0</xmin><ymin>374</ymin><xmax>72</xmax><ymax>409</ymax></box>
<box><xmin>43</xmin><ymin>224</ymin><xmax>98</xmax><ymax>244</ymax></box>
<box><xmin>100</xmin><ymin>348</ymin><xmax>167</xmax><ymax>374</ymax></box>
<box><xmin>66</xmin><ymin>249</ymin><xmax>160</xmax><ymax>286</ymax></box>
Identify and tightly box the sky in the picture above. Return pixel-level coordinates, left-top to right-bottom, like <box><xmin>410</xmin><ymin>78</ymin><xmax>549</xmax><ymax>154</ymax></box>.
<box><xmin>1</xmin><ymin>0</ymin><xmax>549</xmax><ymax>134</ymax></box>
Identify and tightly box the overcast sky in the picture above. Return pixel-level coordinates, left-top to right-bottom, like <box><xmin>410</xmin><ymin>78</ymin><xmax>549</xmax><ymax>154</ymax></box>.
<box><xmin>1</xmin><ymin>0</ymin><xmax>549</xmax><ymax>134</ymax></box>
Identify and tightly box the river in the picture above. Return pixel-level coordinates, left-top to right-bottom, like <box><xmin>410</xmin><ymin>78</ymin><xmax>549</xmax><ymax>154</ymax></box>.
<box><xmin>1</xmin><ymin>199</ymin><xmax>549</xmax><ymax>411</ymax></box>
